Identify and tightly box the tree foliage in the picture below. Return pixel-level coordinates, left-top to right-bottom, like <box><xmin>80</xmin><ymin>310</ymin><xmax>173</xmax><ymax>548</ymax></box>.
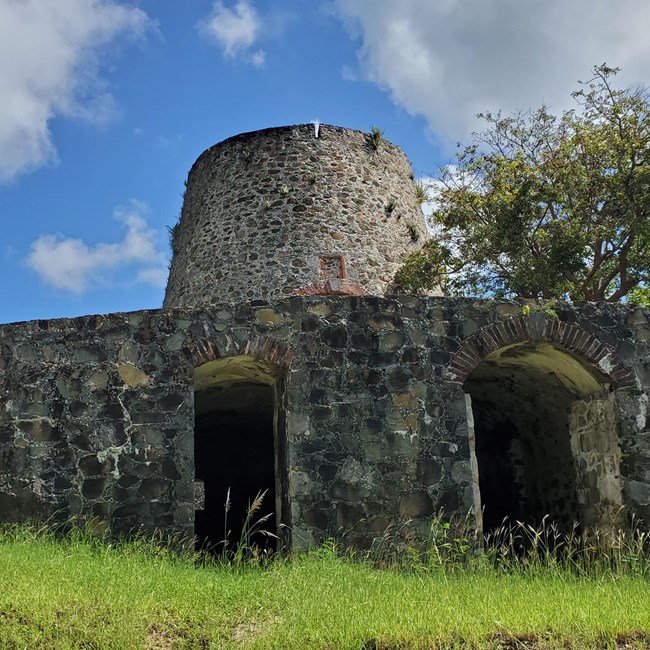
<box><xmin>397</xmin><ymin>65</ymin><xmax>650</xmax><ymax>303</ymax></box>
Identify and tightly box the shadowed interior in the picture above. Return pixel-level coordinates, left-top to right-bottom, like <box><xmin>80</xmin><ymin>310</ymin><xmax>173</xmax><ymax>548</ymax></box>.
<box><xmin>193</xmin><ymin>357</ymin><xmax>279</xmax><ymax>553</ymax></box>
<box><xmin>465</xmin><ymin>342</ymin><xmax>616</xmax><ymax>534</ymax></box>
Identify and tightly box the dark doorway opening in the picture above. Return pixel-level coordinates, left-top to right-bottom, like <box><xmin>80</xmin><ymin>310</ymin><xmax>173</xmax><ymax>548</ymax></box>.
<box><xmin>464</xmin><ymin>342</ymin><xmax>623</xmax><ymax>536</ymax></box>
<box><xmin>193</xmin><ymin>357</ymin><xmax>282</xmax><ymax>554</ymax></box>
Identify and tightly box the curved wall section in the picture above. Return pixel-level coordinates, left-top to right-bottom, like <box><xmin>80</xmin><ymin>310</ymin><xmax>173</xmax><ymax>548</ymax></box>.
<box><xmin>164</xmin><ymin>124</ymin><xmax>427</xmax><ymax>307</ymax></box>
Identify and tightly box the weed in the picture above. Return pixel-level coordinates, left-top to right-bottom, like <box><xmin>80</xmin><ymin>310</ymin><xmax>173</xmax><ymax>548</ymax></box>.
<box><xmin>167</xmin><ymin>220</ymin><xmax>181</xmax><ymax>253</ymax></box>
<box><xmin>406</xmin><ymin>221</ymin><xmax>420</xmax><ymax>242</ymax></box>
<box><xmin>365</xmin><ymin>126</ymin><xmax>384</xmax><ymax>151</ymax></box>
<box><xmin>522</xmin><ymin>300</ymin><xmax>559</xmax><ymax>319</ymax></box>
<box><xmin>232</xmin><ymin>490</ymin><xmax>278</xmax><ymax>566</ymax></box>
<box><xmin>480</xmin><ymin>516</ymin><xmax>650</xmax><ymax>578</ymax></box>
<box><xmin>210</xmin><ymin>488</ymin><xmax>278</xmax><ymax>566</ymax></box>
<box><xmin>414</xmin><ymin>182</ymin><xmax>428</xmax><ymax>206</ymax></box>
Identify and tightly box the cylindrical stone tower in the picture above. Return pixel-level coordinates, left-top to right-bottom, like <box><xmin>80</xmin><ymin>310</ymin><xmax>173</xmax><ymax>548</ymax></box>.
<box><xmin>164</xmin><ymin>124</ymin><xmax>427</xmax><ymax>307</ymax></box>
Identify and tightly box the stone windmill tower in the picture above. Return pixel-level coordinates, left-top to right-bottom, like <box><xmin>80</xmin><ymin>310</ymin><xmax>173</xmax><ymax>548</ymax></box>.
<box><xmin>164</xmin><ymin>124</ymin><xmax>427</xmax><ymax>307</ymax></box>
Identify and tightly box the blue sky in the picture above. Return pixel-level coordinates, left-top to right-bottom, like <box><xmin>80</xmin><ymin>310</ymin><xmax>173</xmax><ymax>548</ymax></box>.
<box><xmin>2</xmin><ymin>0</ymin><xmax>649</xmax><ymax>324</ymax></box>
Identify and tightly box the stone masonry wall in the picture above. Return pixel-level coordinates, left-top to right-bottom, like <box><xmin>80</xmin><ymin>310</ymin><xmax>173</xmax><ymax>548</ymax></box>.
<box><xmin>569</xmin><ymin>393</ymin><xmax>624</xmax><ymax>528</ymax></box>
<box><xmin>0</xmin><ymin>298</ymin><xmax>648</xmax><ymax>548</ymax></box>
<box><xmin>164</xmin><ymin>125</ymin><xmax>428</xmax><ymax>308</ymax></box>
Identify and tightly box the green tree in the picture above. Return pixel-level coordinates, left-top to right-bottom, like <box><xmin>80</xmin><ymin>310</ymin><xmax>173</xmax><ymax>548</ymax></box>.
<box><xmin>396</xmin><ymin>65</ymin><xmax>650</xmax><ymax>303</ymax></box>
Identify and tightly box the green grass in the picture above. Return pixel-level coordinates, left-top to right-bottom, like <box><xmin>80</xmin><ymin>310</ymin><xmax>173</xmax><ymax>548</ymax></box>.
<box><xmin>0</xmin><ymin>524</ymin><xmax>649</xmax><ymax>649</ymax></box>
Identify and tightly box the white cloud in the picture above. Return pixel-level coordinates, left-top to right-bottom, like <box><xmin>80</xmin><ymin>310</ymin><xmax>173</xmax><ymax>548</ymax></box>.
<box><xmin>334</xmin><ymin>0</ymin><xmax>650</xmax><ymax>150</ymax></box>
<box><xmin>200</xmin><ymin>1</ymin><xmax>266</xmax><ymax>66</ymax></box>
<box><xmin>415</xmin><ymin>175</ymin><xmax>440</xmax><ymax>224</ymax></box>
<box><xmin>136</xmin><ymin>267</ymin><xmax>168</xmax><ymax>288</ymax></box>
<box><xmin>27</xmin><ymin>201</ymin><xmax>168</xmax><ymax>294</ymax></box>
<box><xmin>250</xmin><ymin>49</ymin><xmax>267</xmax><ymax>69</ymax></box>
<box><xmin>0</xmin><ymin>0</ymin><xmax>150</xmax><ymax>183</ymax></box>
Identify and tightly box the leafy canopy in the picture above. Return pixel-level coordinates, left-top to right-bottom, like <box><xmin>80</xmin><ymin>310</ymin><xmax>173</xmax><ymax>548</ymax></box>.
<box><xmin>396</xmin><ymin>65</ymin><xmax>650</xmax><ymax>303</ymax></box>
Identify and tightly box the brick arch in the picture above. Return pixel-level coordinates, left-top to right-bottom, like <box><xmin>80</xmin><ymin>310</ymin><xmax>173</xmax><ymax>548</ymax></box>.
<box><xmin>448</xmin><ymin>315</ymin><xmax>636</xmax><ymax>389</ymax></box>
<box><xmin>183</xmin><ymin>334</ymin><xmax>294</xmax><ymax>371</ymax></box>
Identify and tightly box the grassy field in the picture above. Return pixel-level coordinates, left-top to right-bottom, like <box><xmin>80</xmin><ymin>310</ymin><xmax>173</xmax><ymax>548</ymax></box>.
<box><xmin>0</xmin><ymin>523</ymin><xmax>649</xmax><ymax>649</ymax></box>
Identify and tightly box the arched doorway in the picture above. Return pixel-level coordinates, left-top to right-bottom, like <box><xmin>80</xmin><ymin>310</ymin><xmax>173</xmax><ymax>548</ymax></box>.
<box><xmin>193</xmin><ymin>355</ymin><xmax>288</xmax><ymax>553</ymax></box>
<box><xmin>464</xmin><ymin>342</ymin><xmax>624</xmax><ymax>535</ymax></box>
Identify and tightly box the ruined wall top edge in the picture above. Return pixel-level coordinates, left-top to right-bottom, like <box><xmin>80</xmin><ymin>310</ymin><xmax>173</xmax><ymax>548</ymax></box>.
<box><xmin>164</xmin><ymin>124</ymin><xmax>428</xmax><ymax>308</ymax></box>
<box><xmin>3</xmin><ymin>295</ymin><xmax>647</xmax><ymax>336</ymax></box>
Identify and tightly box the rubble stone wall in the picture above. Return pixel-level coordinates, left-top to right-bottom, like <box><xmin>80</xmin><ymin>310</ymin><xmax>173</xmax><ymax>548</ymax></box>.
<box><xmin>569</xmin><ymin>393</ymin><xmax>624</xmax><ymax>529</ymax></box>
<box><xmin>0</xmin><ymin>297</ymin><xmax>648</xmax><ymax>547</ymax></box>
<box><xmin>164</xmin><ymin>125</ymin><xmax>428</xmax><ymax>308</ymax></box>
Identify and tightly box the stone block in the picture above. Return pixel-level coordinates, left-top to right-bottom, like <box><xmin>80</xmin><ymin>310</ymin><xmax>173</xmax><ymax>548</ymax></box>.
<box><xmin>399</xmin><ymin>491</ymin><xmax>434</xmax><ymax>518</ymax></box>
